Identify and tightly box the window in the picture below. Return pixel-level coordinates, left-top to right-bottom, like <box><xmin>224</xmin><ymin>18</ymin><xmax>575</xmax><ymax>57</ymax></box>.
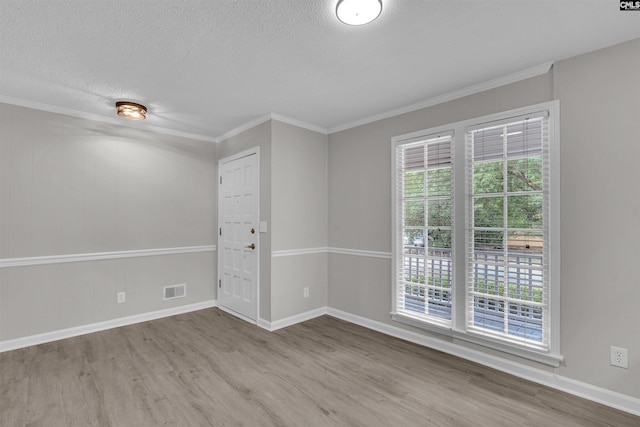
<box><xmin>394</xmin><ymin>134</ymin><xmax>453</xmax><ymax>328</ymax></box>
<box><xmin>392</xmin><ymin>102</ymin><xmax>561</xmax><ymax>365</ymax></box>
<box><xmin>466</xmin><ymin>115</ymin><xmax>548</xmax><ymax>350</ymax></box>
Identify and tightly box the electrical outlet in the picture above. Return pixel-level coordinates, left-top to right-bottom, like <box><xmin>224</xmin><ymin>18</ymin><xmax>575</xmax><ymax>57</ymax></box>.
<box><xmin>610</xmin><ymin>346</ymin><xmax>628</xmax><ymax>368</ymax></box>
<box><xmin>117</xmin><ymin>292</ymin><xmax>126</xmax><ymax>304</ymax></box>
<box><xmin>303</xmin><ymin>287</ymin><xmax>309</xmax><ymax>298</ymax></box>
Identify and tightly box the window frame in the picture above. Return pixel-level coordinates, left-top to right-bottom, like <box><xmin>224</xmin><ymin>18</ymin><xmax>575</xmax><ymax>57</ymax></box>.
<box><xmin>391</xmin><ymin>101</ymin><xmax>562</xmax><ymax>366</ymax></box>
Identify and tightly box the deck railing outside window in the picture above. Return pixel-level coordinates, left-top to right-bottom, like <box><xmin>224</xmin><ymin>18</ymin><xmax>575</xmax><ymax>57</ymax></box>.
<box><xmin>403</xmin><ymin>246</ymin><xmax>543</xmax><ymax>339</ymax></box>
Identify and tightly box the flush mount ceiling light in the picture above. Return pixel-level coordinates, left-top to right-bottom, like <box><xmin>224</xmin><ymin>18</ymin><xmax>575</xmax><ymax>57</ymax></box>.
<box><xmin>336</xmin><ymin>0</ymin><xmax>382</xmax><ymax>26</ymax></box>
<box><xmin>116</xmin><ymin>101</ymin><xmax>147</xmax><ymax>120</ymax></box>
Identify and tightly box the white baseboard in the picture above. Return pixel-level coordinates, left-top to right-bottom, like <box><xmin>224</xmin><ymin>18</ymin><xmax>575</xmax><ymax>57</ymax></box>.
<box><xmin>0</xmin><ymin>300</ymin><xmax>218</xmax><ymax>353</ymax></box>
<box><xmin>326</xmin><ymin>307</ymin><xmax>640</xmax><ymax>417</ymax></box>
<box><xmin>257</xmin><ymin>318</ymin><xmax>272</xmax><ymax>330</ymax></box>
<box><xmin>258</xmin><ymin>307</ymin><xmax>328</xmax><ymax>332</ymax></box>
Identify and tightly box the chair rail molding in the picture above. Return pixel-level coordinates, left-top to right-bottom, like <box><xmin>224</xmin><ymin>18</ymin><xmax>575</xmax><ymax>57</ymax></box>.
<box><xmin>0</xmin><ymin>245</ymin><xmax>216</xmax><ymax>268</ymax></box>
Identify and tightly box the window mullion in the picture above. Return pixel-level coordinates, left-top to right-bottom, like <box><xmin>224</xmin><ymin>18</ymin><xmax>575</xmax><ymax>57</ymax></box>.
<box><xmin>502</xmin><ymin>125</ymin><xmax>509</xmax><ymax>336</ymax></box>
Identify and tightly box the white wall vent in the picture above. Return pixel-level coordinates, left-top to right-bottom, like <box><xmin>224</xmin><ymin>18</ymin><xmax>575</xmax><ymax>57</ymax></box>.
<box><xmin>163</xmin><ymin>283</ymin><xmax>186</xmax><ymax>300</ymax></box>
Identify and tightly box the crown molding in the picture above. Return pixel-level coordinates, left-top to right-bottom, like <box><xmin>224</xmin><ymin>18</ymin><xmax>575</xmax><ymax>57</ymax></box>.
<box><xmin>215</xmin><ymin>113</ymin><xmax>328</xmax><ymax>144</ymax></box>
<box><xmin>269</xmin><ymin>113</ymin><xmax>328</xmax><ymax>135</ymax></box>
<box><xmin>214</xmin><ymin>114</ymin><xmax>273</xmax><ymax>143</ymax></box>
<box><xmin>328</xmin><ymin>62</ymin><xmax>554</xmax><ymax>134</ymax></box>
<box><xmin>269</xmin><ymin>246</ymin><xmax>392</xmax><ymax>259</ymax></box>
<box><xmin>0</xmin><ymin>95</ymin><xmax>218</xmax><ymax>143</ymax></box>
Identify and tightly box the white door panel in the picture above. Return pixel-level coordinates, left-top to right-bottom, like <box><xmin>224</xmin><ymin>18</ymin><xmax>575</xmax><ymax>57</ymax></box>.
<box><xmin>218</xmin><ymin>150</ymin><xmax>259</xmax><ymax>321</ymax></box>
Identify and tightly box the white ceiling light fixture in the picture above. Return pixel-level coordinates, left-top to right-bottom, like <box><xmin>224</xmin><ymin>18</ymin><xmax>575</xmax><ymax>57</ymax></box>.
<box><xmin>116</xmin><ymin>101</ymin><xmax>147</xmax><ymax>120</ymax></box>
<box><xmin>336</xmin><ymin>0</ymin><xmax>382</xmax><ymax>26</ymax></box>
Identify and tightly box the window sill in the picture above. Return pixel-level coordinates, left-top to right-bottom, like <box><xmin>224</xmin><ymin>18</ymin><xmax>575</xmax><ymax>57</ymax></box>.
<box><xmin>451</xmin><ymin>330</ymin><xmax>564</xmax><ymax>367</ymax></box>
<box><xmin>391</xmin><ymin>312</ymin><xmax>563</xmax><ymax>367</ymax></box>
<box><xmin>391</xmin><ymin>312</ymin><xmax>453</xmax><ymax>337</ymax></box>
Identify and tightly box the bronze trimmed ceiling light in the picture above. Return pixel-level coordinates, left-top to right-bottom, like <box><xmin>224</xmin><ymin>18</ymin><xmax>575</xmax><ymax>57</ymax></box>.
<box><xmin>116</xmin><ymin>101</ymin><xmax>147</xmax><ymax>120</ymax></box>
<box><xmin>336</xmin><ymin>0</ymin><xmax>382</xmax><ymax>26</ymax></box>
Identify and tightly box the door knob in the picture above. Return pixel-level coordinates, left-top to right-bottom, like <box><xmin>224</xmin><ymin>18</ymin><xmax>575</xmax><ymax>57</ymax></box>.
<box><xmin>245</xmin><ymin>243</ymin><xmax>256</xmax><ymax>250</ymax></box>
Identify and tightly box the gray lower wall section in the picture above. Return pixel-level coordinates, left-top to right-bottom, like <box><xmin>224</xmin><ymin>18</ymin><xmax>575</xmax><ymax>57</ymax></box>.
<box><xmin>272</xmin><ymin>253</ymin><xmax>327</xmax><ymax>321</ymax></box>
<box><xmin>328</xmin><ymin>254</ymin><xmax>391</xmax><ymax>323</ymax></box>
<box><xmin>0</xmin><ymin>252</ymin><xmax>215</xmax><ymax>340</ymax></box>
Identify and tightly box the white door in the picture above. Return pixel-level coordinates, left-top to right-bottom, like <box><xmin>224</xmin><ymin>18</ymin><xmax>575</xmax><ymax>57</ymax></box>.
<box><xmin>218</xmin><ymin>149</ymin><xmax>259</xmax><ymax>322</ymax></box>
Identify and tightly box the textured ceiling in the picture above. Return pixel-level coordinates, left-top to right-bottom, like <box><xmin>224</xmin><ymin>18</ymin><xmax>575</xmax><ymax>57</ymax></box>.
<box><xmin>1</xmin><ymin>0</ymin><xmax>639</xmax><ymax>141</ymax></box>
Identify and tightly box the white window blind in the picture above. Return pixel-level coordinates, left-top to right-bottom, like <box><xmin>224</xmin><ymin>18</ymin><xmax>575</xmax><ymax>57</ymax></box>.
<box><xmin>395</xmin><ymin>134</ymin><xmax>453</xmax><ymax>326</ymax></box>
<box><xmin>465</xmin><ymin>115</ymin><xmax>550</xmax><ymax>351</ymax></box>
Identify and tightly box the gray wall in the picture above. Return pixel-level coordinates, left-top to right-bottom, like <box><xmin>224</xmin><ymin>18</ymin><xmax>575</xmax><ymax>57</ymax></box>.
<box><xmin>327</xmin><ymin>39</ymin><xmax>639</xmax><ymax>398</ymax></box>
<box><xmin>271</xmin><ymin>121</ymin><xmax>328</xmax><ymax>320</ymax></box>
<box><xmin>553</xmin><ymin>39</ymin><xmax>640</xmax><ymax>397</ymax></box>
<box><xmin>328</xmin><ymin>73</ymin><xmax>553</xmax><ymax>320</ymax></box>
<box><xmin>271</xmin><ymin>121</ymin><xmax>328</xmax><ymax>251</ymax></box>
<box><xmin>0</xmin><ymin>105</ymin><xmax>217</xmax><ymax>340</ymax></box>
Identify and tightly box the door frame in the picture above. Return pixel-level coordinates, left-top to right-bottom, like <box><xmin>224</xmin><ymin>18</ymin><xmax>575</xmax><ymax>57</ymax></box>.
<box><xmin>217</xmin><ymin>146</ymin><xmax>260</xmax><ymax>324</ymax></box>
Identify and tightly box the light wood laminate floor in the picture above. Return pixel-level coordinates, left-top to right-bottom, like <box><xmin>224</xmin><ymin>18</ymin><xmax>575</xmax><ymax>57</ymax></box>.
<box><xmin>1</xmin><ymin>308</ymin><xmax>638</xmax><ymax>426</ymax></box>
